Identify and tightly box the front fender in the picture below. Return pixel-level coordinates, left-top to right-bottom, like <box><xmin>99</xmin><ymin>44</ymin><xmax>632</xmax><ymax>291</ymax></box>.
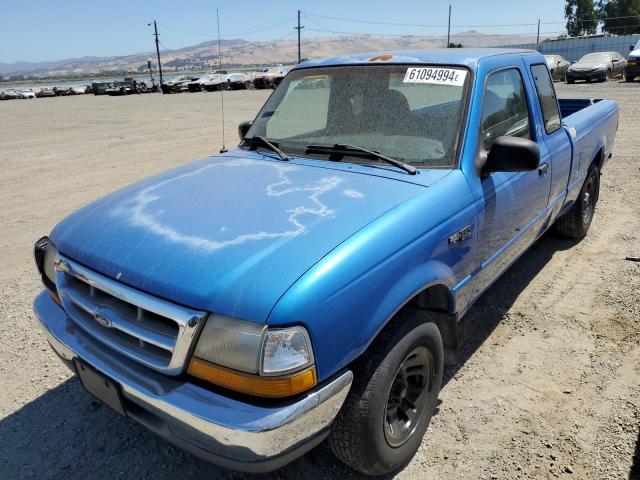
<box><xmin>268</xmin><ymin>171</ymin><xmax>476</xmax><ymax>381</ymax></box>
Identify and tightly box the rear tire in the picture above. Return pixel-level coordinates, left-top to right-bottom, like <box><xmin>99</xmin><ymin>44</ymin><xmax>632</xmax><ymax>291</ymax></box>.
<box><xmin>625</xmin><ymin>73</ymin><xmax>634</xmax><ymax>82</ymax></box>
<box><xmin>554</xmin><ymin>164</ymin><xmax>600</xmax><ymax>239</ymax></box>
<box><xmin>329</xmin><ymin>308</ymin><xmax>444</xmax><ymax>476</ymax></box>
<box><xmin>567</xmin><ymin>78</ymin><xmax>575</xmax><ymax>84</ymax></box>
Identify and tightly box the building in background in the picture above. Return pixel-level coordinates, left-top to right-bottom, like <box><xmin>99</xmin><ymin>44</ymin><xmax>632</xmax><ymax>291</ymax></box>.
<box><xmin>505</xmin><ymin>34</ymin><xmax>640</xmax><ymax>62</ymax></box>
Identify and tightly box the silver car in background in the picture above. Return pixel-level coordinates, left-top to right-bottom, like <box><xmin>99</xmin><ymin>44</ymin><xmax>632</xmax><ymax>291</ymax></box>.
<box><xmin>544</xmin><ymin>54</ymin><xmax>571</xmax><ymax>81</ymax></box>
<box><xmin>566</xmin><ymin>51</ymin><xmax>626</xmax><ymax>83</ymax></box>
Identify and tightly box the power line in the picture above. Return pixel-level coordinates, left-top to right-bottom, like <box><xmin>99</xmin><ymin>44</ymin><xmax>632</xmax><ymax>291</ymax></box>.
<box><xmin>303</xmin><ymin>11</ymin><xmax>640</xmax><ymax>29</ymax></box>
<box><xmin>158</xmin><ymin>17</ymin><xmax>295</xmax><ymax>39</ymax></box>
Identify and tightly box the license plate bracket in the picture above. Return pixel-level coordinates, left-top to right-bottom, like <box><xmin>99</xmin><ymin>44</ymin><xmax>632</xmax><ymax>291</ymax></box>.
<box><xmin>74</xmin><ymin>358</ymin><xmax>126</xmax><ymax>416</ymax></box>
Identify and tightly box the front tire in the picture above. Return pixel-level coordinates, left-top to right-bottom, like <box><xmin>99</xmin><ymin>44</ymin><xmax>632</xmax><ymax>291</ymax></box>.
<box><xmin>554</xmin><ymin>164</ymin><xmax>600</xmax><ymax>239</ymax></box>
<box><xmin>329</xmin><ymin>308</ymin><xmax>444</xmax><ymax>476</ymax></box>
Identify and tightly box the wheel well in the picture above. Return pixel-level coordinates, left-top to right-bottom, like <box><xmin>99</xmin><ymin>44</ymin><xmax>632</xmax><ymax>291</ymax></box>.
<box><xmin>364</xmin><ymin>284</ymin><xmax>458</xmax><ymax>366</ymax></box>
<box><xmin>410</xmin><ymin>284</ymin><xmax>459</xmax><ymax>365</ymax></box>
<box><xmin>593</xmin><ymin>147</ymin><xmax>605</xmax><ymax>172</ymax></box>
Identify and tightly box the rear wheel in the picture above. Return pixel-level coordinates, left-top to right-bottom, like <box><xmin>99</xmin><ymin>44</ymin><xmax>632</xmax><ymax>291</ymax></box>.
<box><xmin>625</xmin><ymin>73</ymin><xmax>634</xmax><ymax>82</ymax></box>
<box><xmin>329</xmin><ymin>308</ymin><xmax>444</xmax><ymax>476</ymax></box>
<box><xmin>554</xmin><ymin>164</ymin><xmax>600</xmax><ymax>239</ymax></box>
<box><xmin>567</xmin><ymin>77</ymin><xmax>575</xmax><ymax>84</ymax></box>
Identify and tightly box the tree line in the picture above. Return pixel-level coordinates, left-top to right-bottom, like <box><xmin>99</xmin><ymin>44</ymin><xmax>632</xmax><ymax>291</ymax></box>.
<box><xmin>565</xmin><ymin>0</ymin><xmax>640</xmax><ymax>36</ymax></box>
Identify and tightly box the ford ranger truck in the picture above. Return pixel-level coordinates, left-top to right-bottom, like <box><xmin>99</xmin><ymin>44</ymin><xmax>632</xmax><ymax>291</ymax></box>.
<box><xmin>33</xmin><ymin>49</ymin><xmax>619</xmax><ymax>475</ymax></box>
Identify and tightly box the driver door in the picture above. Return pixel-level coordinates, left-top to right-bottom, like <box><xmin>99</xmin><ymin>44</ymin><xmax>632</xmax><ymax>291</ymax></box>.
<box><xmin>475</xmin><ymin>67</ymin><xmax>551</xmax><ymax>282</ymax></box>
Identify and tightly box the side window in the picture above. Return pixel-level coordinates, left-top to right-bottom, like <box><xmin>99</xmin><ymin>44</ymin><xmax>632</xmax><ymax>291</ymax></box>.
<box><xmin>530</xmin><ymin>64</ymin><xmax>562</xmax><ymax>133</ymax></box>
<box><xmin>480</xmin><ymin>68</ymin><xmax>531</xmax><ymax>150</ymax></box>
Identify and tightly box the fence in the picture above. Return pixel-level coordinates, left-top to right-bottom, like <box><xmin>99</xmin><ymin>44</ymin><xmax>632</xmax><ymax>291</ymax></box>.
<box><xmin>504</xmin><ymin>34</ymin><xmax>640</xmax><ymax>61</ymax></box>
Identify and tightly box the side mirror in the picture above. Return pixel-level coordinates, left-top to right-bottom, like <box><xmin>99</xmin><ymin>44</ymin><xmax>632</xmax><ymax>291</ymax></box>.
<box><xmin>238</xmin><ymin>121</ymin><xmax>253</xmax><ymax>140</ymax></box>
<box><xmin>480</xmin><ymin>136</ymin><xmax>540</xmax><ymax>176</ymax></box>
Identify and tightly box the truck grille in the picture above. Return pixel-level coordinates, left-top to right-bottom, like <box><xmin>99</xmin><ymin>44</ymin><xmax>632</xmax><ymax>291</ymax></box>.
<box><xmin>55</xmin><ymin>255</ymin><xmax>207</xmax><ymax>375</ymax></box>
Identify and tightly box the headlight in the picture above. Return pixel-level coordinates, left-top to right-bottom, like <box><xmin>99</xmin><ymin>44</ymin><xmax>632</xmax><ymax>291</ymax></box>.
<box><xmin>188</xmin><ymin>316</ymin><xmax>317</xmax><ymax>398</ymax></box>
<box><xmin>192</xmin><ymin>315</ymin><xmax>266</xmax><ymax>373</ymax></box>
<box><xmin>34</xmin><ymin>236</ymin><xmax>58</xmax><ymax>291</ymax></box>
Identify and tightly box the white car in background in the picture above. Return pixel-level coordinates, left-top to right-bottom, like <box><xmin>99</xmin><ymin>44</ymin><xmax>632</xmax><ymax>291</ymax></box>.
<box><xmin>19</xmin><ymin>89</ymin><xmax>36</xmax><ymax>99</ymax></box>
<box><xmin>227</xmin><ymin>72</ymin><xmax>254</xmax><ymax>90</ymax></box>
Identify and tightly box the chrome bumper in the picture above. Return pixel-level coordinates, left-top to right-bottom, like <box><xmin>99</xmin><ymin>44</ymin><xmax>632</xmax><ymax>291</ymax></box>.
<box><xmin>34</xmin><ymin>291</ymin><xmax>352</xmax><ymax>472</ymax></box>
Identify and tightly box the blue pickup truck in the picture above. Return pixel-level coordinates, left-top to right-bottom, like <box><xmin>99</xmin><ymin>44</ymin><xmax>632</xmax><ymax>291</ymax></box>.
<box><xmin>33</xmin><ymin>49</ymin><xmax>618</xmax><ymax>475</ymax></box>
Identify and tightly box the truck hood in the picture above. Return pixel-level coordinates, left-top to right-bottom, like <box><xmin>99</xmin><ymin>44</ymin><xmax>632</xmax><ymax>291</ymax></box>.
<box><xmin>51</xmin><ymin>153</ymin><xmax>430</xmax><ymax>323</ymax></box>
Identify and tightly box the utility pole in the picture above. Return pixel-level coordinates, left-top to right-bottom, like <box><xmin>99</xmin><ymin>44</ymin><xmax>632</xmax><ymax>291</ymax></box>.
<box><xmin>295</xmin><ymin>10</ymin><xmax>304</xmax><ymax>63</ymax></box>
<box><xmin>149</xmin><ymin>20</ymin><xmax>164</xmax><ymax>89</ymax></box>
<box><xmin>536</xmin><ymin>19</ymin><xmax>541</xmax><ymax>49</ymax></box>
<box><xmin>447</xmin><ymin>5</ymin><xmax>451</xmax><ymax>47</ymax></box>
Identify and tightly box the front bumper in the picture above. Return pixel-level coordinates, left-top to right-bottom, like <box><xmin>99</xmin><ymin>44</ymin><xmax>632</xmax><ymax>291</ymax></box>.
<box><xmin>34</xmin><ymin>291</ymin><xmax>352</xmax><ymax>472</ymax></box>
<box><xmin>566</xmin><ymin>70</ymin><xmax>607</xmax><ymax>81</ymax></box>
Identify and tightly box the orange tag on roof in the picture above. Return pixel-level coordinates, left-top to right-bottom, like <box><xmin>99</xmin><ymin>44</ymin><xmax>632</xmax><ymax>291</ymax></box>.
<box><xmin>369</xmin><ymin>54</ymin><xmax>393</xmax><ymax>62</ymax></box>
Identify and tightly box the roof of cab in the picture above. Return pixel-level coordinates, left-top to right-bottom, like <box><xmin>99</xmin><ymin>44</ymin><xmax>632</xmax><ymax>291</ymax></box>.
<box><xmin>296</xmin><ymin>48</ymin><xmax>539</xmax><ymax>70</ymax></box>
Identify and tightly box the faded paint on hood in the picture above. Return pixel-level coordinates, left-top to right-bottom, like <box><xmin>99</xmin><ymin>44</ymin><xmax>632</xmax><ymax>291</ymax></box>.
<box><xmin>51</xmin><ymin>154</ymin><xmax>436</xmax><ymax>323</ymax></box>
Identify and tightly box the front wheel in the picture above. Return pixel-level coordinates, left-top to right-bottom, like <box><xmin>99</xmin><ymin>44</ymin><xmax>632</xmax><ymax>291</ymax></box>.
<box><xmin>329</xmin><ymin>308</ymin><xmax>444</xmax><ymax>476</ymax></box>
<box><xmin>554</xmin><ymin>164</ymin><xmax>600</xmax><ymax>239</ymax></box>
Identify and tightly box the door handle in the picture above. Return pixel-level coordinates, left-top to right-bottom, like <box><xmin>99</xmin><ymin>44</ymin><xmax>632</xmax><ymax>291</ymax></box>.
<box><xmin>538</xmin><ymin>163</ymin><xmax>549</xmax><ymax>175</ymax></box>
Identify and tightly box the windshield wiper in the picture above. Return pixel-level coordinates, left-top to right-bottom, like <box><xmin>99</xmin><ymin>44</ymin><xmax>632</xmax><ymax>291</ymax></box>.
<box><xmin>244</xmin><ymin>136</ymin><xmax>289</xmax><ymax>161</ymax></box>
<box><xmin>305</xmin><ymin>143</ymin><xmax>417</xmax><ymax>175</ymax></box>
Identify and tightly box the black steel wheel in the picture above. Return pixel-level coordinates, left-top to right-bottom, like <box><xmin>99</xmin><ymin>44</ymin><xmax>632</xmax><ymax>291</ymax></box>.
<box><xmin>554</xmin><ymin>163</ymin><xmax>600</xmax><ymax>239</ymax></box>
<box><xmin>580</xmin><ymin>170</ymin><xmax>597</xmax><ymax>227</ymax></box>
<box><xmin>329</xmin><ymin>308</ymin><xmax>444</xmax><ymax>476</ymax></box>
<box><xmin>384</xmin><ymin>346</ymin><xmax>433</xmax><ymax>447</ymax></box>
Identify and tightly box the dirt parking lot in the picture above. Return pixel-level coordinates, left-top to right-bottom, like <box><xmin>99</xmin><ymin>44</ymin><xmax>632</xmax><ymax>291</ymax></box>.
<box><xmin>0</xmin><ymin>82</ymin><xmax>639</xmax><ymax>480</ymax></box>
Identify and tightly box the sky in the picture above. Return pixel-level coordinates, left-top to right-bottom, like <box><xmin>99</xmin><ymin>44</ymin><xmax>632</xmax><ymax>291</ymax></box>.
<box><xmin>1</xmin><ymin>0</ymin><xmax>567</xmax><ymax>64</ymax></box>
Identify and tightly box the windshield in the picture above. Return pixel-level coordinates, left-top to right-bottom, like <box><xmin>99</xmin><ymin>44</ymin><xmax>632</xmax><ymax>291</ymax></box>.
<box><xmin>580</xmin><ymin>53</ymin><xmax>611</xmax><ymax>62</ymax></box>
<box><xmin>244</xmin><ymin>65</ymin><xmax>470</xmax><ymax>168</ymax></box>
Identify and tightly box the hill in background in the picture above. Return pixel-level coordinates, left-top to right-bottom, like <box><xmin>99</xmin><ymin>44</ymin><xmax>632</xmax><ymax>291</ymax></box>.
<box><xmin>0</xmin><ymin>32</ymin><xmax>538</xmax><ymax>80</ymax></box>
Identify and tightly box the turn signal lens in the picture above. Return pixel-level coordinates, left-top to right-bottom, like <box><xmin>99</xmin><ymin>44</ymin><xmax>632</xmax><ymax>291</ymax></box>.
<box><xmin>262</xmin><ymin>327</ymin><xmax>314</xmax><ymax>375</ymax></box>
<box><xmin>188</xmin><ymin>357</ymin><xmax>317</xmax><ymax>398</ymax></box>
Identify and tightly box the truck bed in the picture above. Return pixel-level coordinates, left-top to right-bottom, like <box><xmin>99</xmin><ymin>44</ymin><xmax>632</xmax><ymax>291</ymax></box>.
<box><xmin>558</xmin><ymin>98</ymin><xmax>603</xmax><ymax>118</ymax></box>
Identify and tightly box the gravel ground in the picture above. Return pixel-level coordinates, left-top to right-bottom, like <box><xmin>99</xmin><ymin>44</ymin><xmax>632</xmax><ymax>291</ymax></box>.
<box><xmin>0</xmin><ymin>81</ymin><xmax>639</xmax><ymax>480</ymax></box>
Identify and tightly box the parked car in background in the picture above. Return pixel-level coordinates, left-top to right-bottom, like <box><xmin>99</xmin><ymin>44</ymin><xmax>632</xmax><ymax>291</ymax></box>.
<box><xmin>92</xmin><ymin>81</ymin><xmax>115</xmax><ymax>95</ymax></box>
<box><xmin>106</xmin><ymin>81</ymin><xmax>135</xmax><ymax>96</ymax></box>
<box><xmin>544</xmin><ymin>54</ymin><xmax>570</xmax><ymax>81</ymax></box>
<box><xmin>566</xmin><ymin>51</ymin><xmax>626</xmax><ymax>83</ymax></box>
<box><xmin>36</xmin><ymin>87</ymin><xmax>56</xmax><ymax>98</ymax></box>
<box><xmin>19</xmin><ymin>89</ymin><xmax>36</xmax><ymax>99</ymax></box>
<box><xmin>625</xmin><ymin>38</ymin><xmax>640</xmax><ymax>82</ymax></box>
<box><xmin>162</xmin><ymin>75</ymin><xmax>199</xmax><ymax>93</ymax></box>
<box><xmin>188</xmin><ymin>71</ymin><xmax>228</xmax><ymax>92</ymax></box>
<box><xmin>253</xmin><ymin>66</ymin><xmax>289</xmax><ymax>89</ymax></box>
<box><xmin>227</xmin><ymin>72</ymin><xmax>254</xmax><ymax>90</ymax></box>
<box><xmin>0</xmin><ymin>89</ymin><xmax>20</xmax><ymax>100</ymax></box>
<box><xmin>53</xmin><ymin>86</ymin><xmax>72</xmax><ymax>96</ymax></box>
<box><xmin>70</xmin><ymin>85</ymin><xmax>90</xmax><ymax>95</ymax></box>
<box><xmin>34</xmin><ymin>48</ymin><xmax>619</xmax><ymax>476</ymax></box>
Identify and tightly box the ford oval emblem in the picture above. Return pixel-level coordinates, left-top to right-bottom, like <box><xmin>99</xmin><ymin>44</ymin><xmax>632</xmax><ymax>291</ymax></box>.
<box><xmin>94</xmin><ymin>308</ymin><xmax>113</xmax><ymax>328</ymax></box>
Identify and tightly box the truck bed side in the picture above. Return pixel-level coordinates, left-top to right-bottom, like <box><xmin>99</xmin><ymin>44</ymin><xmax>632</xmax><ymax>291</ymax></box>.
<box><xmin>559</xmin><ymin>98</ymin><xmax>618</xmax><ymax>215</ymax></box>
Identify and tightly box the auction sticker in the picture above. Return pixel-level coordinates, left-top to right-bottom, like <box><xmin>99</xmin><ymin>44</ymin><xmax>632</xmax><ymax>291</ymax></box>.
<box><xmin>403</xmin><ymin>67</ymin><xmax>467</xmax><ymax>86</ymax></box>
